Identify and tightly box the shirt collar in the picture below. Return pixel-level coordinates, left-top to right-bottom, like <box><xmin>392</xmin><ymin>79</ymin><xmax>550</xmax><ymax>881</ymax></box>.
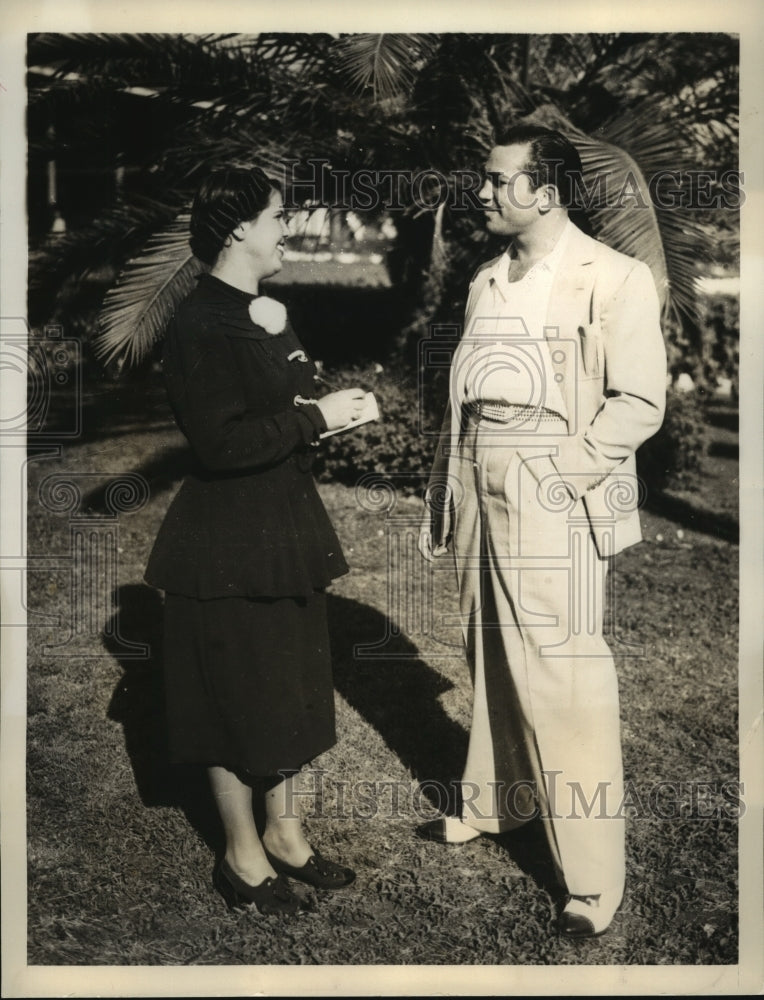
<box><xmin>489</xmin><ymin>218</ymin><xmax>575</xmax><ymax>286</ymax></box>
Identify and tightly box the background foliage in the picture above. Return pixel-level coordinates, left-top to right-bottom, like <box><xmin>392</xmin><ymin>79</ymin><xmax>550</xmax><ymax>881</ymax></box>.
<box><xmin>26</xmin><ymin>29</ymin><xmax>741</xmax><ymax>508</ymax></box>
<box><xmin>28</xmin><ymin>32</ymin><xmax>739</xmax><ymax>365</ymax></box>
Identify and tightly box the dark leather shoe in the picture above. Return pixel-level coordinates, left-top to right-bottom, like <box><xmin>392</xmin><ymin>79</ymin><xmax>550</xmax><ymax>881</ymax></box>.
<box><xmin>213</xmin><ymin>858</ymin><xmax>302</xmax><ymax>915</ymax></box>
<box><xmin>264</xmin><ymin>847</ymin><xmax>355</xmax><ymax>890</ymax></box>
<box><xmin>558</xmin><ymin>888</ymin><xmax>623</xmax><ymax>938</ymax></box>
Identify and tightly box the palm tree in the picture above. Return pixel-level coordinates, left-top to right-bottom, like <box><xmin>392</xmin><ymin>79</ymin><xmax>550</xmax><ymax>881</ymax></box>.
<box><xmin>27</xmin><ymin>33</ymin><xmax>337</xmax><ymax>336</ymax></box>
<box><xmin>27</xmin><ymin>32</ymin><xmax>738</xmax><ymax>370</ymax></box>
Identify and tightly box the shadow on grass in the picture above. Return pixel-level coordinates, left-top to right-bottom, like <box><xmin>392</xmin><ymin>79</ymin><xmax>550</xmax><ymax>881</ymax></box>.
<box><xmin>81</xmin><ymin>443</ymin><xmax>191</xmax><ymax>513</ymax></box>
<box><xmin>326</xmin><ymin>594</ymin><xmax>560</xmax><ymax>893</ymax></box>
<box><xmin>494</xmin><ymin>820</ymin><xmax>564</xmax><ymax>898</ymax></box>
<box><xmin>102</xmin><ymin>586</ymin><xmax>470</xmax><ymax>851</ymax></box>
<box><xmin>644</xmin><ymin>491</ymin><xmax>739</xmax><ymax>543</ymax></box>
<box><xmin>44</xmin><ymin>377</ymin><xmax>175</xmax><ymax>444</ymax></box>
<box><xmin>704</xmin><ymin>402</ymin><xmax>738</xmax><ymax>432</ymax></box>
<box><xmin>102</xmin><ymin>584</ymin><xmax>559</xmax><ymax>898</ymax></box>
<box><xmin>102</xmin><ymin>585</ymin><xmax>469</xmax><ymax>850</ymax></box>
<box><xmin>707</xmin><ymin>439</ymin><xmax>739</xmax><ymax>459</ymax></box>
<box><xmin>103</xmin><ymin>584</ymin><xmax>221</xmax><ymax>852</ymax></box>
<box><xmin>327</xmin><ymin>593</ymin><xmax>467</xmax><ymax>815</ymax></box>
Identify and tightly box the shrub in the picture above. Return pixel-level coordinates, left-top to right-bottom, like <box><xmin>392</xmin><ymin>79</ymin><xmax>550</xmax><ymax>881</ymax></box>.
<box><xmin>700</xmin><ymin>294</ymin><xmax>739</xmax><ymax>395</ymax></box>
<box><xmin>315</xmin><ymin>366</ymin><xmax>710</xmax><ymax>499</ymax></box>
<box><xmin>637</xmin><ymin>387</ymin><xmax>708</xmax><ymax>493</ymax></box>
<box><xmin>312</xmin><ymin>363</ymin><xmax>444</xmax><ymax>496</ymax></box>
<box><xmin>662</xmin><ymin>294</ymin><xmax>739</xmax><ymax>396</ymax></box>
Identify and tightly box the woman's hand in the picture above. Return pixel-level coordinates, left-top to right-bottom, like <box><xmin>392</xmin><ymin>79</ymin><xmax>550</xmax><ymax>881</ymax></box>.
<box><xmin>316</xmin><ymin>388</ymin><xmax>368</xmax><ymax>431</ymax></box>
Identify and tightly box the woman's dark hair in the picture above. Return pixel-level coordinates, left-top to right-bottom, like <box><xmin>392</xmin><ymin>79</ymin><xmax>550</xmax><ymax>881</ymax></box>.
<box><xmin>189</xmin><ymin>167</ymin><xmax>280</xmax><ymax>265</ymax></box>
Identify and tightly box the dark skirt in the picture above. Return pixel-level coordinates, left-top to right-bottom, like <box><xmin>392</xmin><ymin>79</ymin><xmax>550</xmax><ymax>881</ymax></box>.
<box><xmin>162</xmin><ymin>590</ymin><xmax>336</xmax><ymax>776</ymax></box>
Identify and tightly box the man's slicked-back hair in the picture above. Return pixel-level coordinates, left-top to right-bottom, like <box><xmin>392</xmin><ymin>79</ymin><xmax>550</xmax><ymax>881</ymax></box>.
<box><xmin>493</xmin><ymin>123</ymin><xmax>584</xmax><ymax>210</ymax></box>
<box><xmin>189</xmin><ymin>167</ymin><xmax>280</xmax><ymax>266</ymax></box>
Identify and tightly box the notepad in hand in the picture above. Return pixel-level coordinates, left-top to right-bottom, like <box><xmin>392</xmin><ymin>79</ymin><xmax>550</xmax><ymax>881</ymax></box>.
<box><xmin>319</xmin><ymin>391</ymin><xmax>380</xmax><ymax>439</ymax></box>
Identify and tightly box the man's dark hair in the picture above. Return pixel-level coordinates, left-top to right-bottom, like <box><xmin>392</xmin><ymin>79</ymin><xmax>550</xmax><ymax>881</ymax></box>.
<box><xmin>494</xmin><ymin>124</ymin><xmax>583</xmax><ymax>210</ymax></box>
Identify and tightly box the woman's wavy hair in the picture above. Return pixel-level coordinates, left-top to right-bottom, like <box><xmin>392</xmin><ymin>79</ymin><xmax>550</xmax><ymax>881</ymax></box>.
<box><xmin>189</xmin><ymin>167</ymin><xmax>280</xmax><ymax>266</ymax></box>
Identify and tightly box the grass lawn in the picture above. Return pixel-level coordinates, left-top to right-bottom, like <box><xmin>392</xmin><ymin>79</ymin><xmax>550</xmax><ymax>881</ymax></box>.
<box><xmin>22</xmin><ymin>377</ymin><xmax>740</xmax><ymax>973</ymax></box>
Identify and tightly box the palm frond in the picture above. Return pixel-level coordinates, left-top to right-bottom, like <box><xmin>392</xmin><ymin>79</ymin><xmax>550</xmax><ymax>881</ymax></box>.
<box><xmin>28</xmin><ymin>197</ymin><xmax>181</xmax><ymax>325</ymax></box>
<box><xmin>29</xmin><ymin>33</ymin><xmax>242</xmax><ymax>81</ymax></box>
<box><xmin>157</xmin><ymin>124</ymin><xmax>296</xmax><ymax>189</ymax></box>
<box><xmin>94</xmin><ymin>215</ymin><xmax>204</xmax><ymax>367</ymax></box>
<box><xmin>28</xmin><ymin>32</ymin><xmax>334</xmax><ymax>107</ymax></box>
<box><xmin>573</xmin><ymin>135</ymin><xmax>670</xmax><ymax>304</ymax></box>
<box><xmin>247</xmin><ymin>32</ymin><xmax>334</xmax><ymax>83</ymax></box>
<box><xmin>333</xmin><ymin>34</ymin><xmax>437</xmax><ymax>103</ymax></box>
<box><xmin>27</xmin><ymin>33</ymin><xmax>286</xmax><ymax>123</ymax></box>
<box><xmin>596</xmin><ymin>103</ymin><xmax>716</xmax><ymax>324</ymax></box>
<box><xmin>526</xmin><ymin>104</ymin><xmax>710</xmax><ymax>325</ymax></box>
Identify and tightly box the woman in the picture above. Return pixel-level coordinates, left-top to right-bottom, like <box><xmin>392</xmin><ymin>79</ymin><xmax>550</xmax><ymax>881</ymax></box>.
<box><xmin>145</xmin><ymin>167</ymin><xmax>367</xmax><ymax>915</ymax></box>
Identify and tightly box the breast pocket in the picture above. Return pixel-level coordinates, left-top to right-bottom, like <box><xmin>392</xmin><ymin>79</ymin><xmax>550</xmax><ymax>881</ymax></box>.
<box><xmin>577</xmin><ymin>323</ymin><xmax>603</xmax><ymax>376</ymax></box>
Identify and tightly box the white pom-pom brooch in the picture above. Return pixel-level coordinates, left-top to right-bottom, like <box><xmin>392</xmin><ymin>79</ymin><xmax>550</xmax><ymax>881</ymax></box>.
<box><xmin>248</xmin><ymin>296</ymin><xmax>287</xmax><ymax>334</ymax></box>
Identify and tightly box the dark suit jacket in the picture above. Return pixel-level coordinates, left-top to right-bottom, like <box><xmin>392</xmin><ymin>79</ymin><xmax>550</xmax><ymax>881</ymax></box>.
<box><xmin>145</xmin><ymin>273</ymin><xmax>349</xmax><ymax>598</ymax></box>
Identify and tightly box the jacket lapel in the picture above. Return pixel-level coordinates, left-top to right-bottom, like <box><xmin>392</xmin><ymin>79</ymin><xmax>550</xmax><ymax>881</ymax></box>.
<box><xmin>464</xmin><ymin>256</ymin><xmax>501</xmax><ymax>332</ymax></box>
<box><xmin>451</xmin><ymin>255</ymin><xmax>502</xmax><ymax>409</ymax></box>
<box><xmin>544</xmin><ymin>225</ymin><xmax>598</xmax><ymax>334</ymax></box>
<box><xmin>544</xmin><ymin>226</ymin><xmax>599</xmax><ymax>418</ymax></box>
<box><xmin>457</xmin><ymin>227</ymin><xmax>600</xmax><ymax>416</ymax></box>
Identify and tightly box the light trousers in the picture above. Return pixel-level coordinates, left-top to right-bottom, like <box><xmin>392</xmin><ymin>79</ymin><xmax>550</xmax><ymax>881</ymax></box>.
<box><xmin>452</xmin><ymin>415</ymin><xmax>625</xmax><ymax>896</ymax></box>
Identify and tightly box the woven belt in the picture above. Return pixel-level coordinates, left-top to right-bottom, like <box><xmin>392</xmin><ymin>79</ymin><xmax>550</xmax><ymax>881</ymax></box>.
<box><xmin>466</xmin><ymin>400</ymin><xmax>565</xmax><ymax>423</ymax></box>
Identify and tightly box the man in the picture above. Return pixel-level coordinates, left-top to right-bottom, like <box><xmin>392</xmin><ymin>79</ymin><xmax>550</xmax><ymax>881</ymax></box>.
<box><xmin>419</xmin><ymin>124</ymin><xmax>666</xmax><ymax>938</ymax></box>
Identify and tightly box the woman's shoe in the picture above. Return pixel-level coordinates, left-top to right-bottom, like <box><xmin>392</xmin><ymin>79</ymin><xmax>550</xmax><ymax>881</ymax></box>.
<box><xmin>557</xmin><ymin>887</ymin><xmax>623</xmax><ymax>938</ymax></box>
<box><xmin>213</xmin><ymin>858</ymin><xmax>302</xmax><ymax>915</ymax></box>
<box><xmin>264</xmin><ymin>847</ymin><xmax>355</xmax><ymax>890</ymax></box>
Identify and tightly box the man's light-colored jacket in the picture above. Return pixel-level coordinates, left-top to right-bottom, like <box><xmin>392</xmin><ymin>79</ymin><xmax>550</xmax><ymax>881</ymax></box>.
<box><xmin>426</xmin><ymin>223</ymin><xmax>668</xmax><ymax>558</ymax></box>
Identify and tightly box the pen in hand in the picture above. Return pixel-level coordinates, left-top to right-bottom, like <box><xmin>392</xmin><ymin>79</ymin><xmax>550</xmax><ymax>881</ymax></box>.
<box><xmin>313</xmin><ymin>371</ymin><xmax>344</xmax><ymax>392</ymax></box>
<box><xmin>313</xmin><ymin>361</ymin><xmax>384</xmax><ymax>393</ymax></box>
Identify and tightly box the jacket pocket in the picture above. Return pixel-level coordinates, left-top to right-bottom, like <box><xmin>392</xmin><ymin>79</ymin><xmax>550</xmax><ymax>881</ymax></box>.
<box><xmin>577</xmin><ymin>323</ymin><xmax>602</xmax><ymax>376</ymax></box>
